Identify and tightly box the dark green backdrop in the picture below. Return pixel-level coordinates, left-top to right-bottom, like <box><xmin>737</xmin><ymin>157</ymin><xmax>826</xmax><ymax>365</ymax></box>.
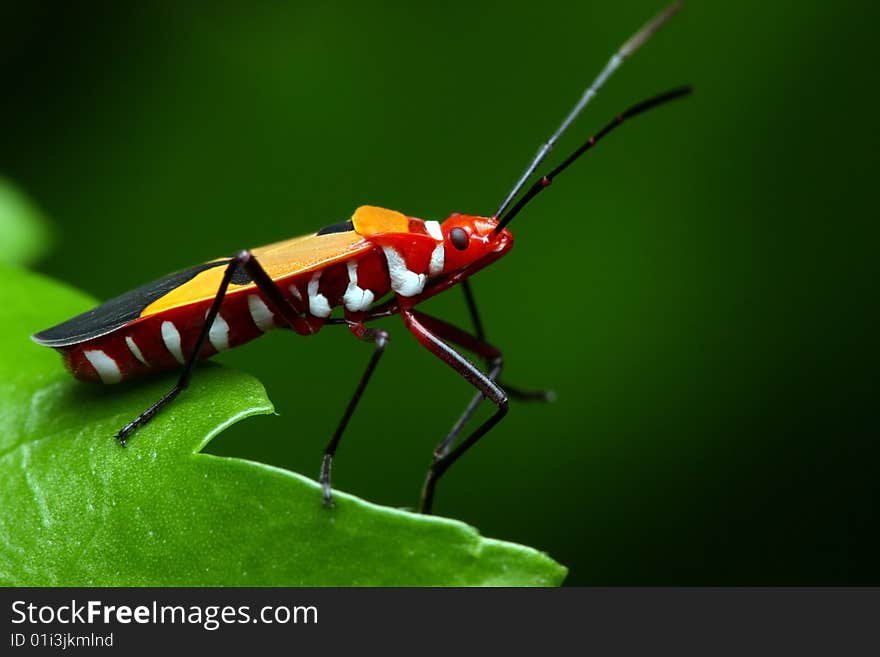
<box><xmin>2</xmin><ymin>2</ymin><xmax>877</xmax><ymax>584</ymax></box>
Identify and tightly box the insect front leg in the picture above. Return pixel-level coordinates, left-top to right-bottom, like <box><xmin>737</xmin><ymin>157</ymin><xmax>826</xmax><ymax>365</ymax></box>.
<box><xmin>405</xmin><ymin>310</ymin><xmax>503</xmax><ymax>463</ymax></box>
<box><xmin>419</xmin><ymin>281</ymin><xmax>553</xmax><ymax>466</ymax></box>
<box><xmin>319</xmin><ymin>320</ymin><xmax>390</xmax><ymax>508</ymax></box>
<box><xmin>399</xmin><ymin>307</ymin><xmax>508</xmax><ymax>515</ymax></box>
<box><xmin>370</xmin><ymin>279</ymin><xmax>552</xmax><ymax>408</ymax></box>
<box><xmin>115</xmin><ymin>250</ymin><xmax>313</xmax><ymax>446</ymax></box>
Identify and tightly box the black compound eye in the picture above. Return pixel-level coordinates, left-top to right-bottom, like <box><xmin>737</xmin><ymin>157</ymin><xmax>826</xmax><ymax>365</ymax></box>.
<box><xmin>449</xmin><ymin>227</ymin><xmax>470</xmax><ymax>251</ymax></box>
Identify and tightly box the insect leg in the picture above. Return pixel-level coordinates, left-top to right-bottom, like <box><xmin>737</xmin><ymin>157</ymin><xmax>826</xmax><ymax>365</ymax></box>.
<box><xmin>319</xmin><ymin>323</ymin><xmax>390</xmax><ymax>508</ymax></box>
<box><xmin>115</xmin><ymin>250</ymin><xmax>313</xmax><ymax>446</ymax></box>
<box><xmin>115</xmin><ymin>252</ymin><xmax>250</xmax><ymax>445</ymax></box>
<box><xmin>407</xmin><ymin>310</ymin><xmax>501</xmax><ymax>463</ymax></box>
<box><xmin>399</xmin><ymin>308</ymin><xmax>508</xmax><ymax>514</ymax></box>
<box><xmin>237</xmin><ymin>252</ymin><xmax>312</xmax><ymax>332</ymax></box>
<box><xmin>464</xmin><ymin>280</ymin><xmax>548</xmax><ymax>404</ymax></box>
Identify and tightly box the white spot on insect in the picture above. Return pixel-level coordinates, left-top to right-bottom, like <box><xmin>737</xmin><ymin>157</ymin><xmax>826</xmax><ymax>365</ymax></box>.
<box><xmin>342</xmin><ymin>260</ymin><xmax>375</xmax><ymax>312</ymax></box>
<box><xmin>424</xmin><ymin>220</ymin><xmax>445</xmax><ymax>275</ymax></box>
<box><xmin>428</xmin><ymin>244</ymin><xmax>445</xmax><ymax>275</ymax></box>
<box><xmin>424</xmin><ymin>220</ymin><xmax>443</xmax><ymax>241</ymax></box>
<box><xmin>161</xmin><ymin>321</ymin><xmax>185</xmax><ymax>365</ymax></box>
<box><xmin>307</xmin><ymin>271</ymin><xmax>332</xmax><ymax>318</ymax></box>
<box><xmin>125</xmin><ymin>336</ymin><xmax>148</xmax><ymax>366</ymax></box>
<box><xmin>207</xmin><ymin>312</ymin><xmax>230</xmax><ymax>351</ymax></box>
<box><xmin>247</xmin><ymin>294</ymin><xmax>275</xmax><ymax>332</ymax></box>
<box><xmin>83</xmin><ymin>350</ymin><xmax>122</xmax><ymax>384</ymax></box>
<box><xmin>382</xmin><ymin>246</ymin><xmax>426</xmax><ymax>297</ymax></box>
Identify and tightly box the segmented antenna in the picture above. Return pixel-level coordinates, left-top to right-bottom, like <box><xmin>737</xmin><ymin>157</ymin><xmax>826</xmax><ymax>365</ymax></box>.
<box><xmin>492</xmin><ymin>2</ymin><xmax>682</xmax><ymax>220</ymax></box>
<box><xmin>495</xmin><ymin>85</ymin><xmax>692</xmax><ymax>231</ymax></box>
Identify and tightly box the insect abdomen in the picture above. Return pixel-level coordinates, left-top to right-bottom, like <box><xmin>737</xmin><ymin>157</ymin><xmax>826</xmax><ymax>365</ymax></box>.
<box><xmin>55</xmin><ymin>251</ymin><xmax>393</xmax><ymax>384</ymax></box>
<box><xmin>57</xmin><ymin>289</ymin><xmax>271</xmax><ymax>383</ymax></box>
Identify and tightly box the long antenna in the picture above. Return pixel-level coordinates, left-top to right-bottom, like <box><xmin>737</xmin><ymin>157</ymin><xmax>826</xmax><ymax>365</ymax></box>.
<box><xmin>495</xmin><ymin>85</ymin><xmax>691</xmax><ymax>231</ymax></box>
<box><xmin>492</xmin><ymin>2</ymin><xmax>682</xmax><ymax>220</ymax></box>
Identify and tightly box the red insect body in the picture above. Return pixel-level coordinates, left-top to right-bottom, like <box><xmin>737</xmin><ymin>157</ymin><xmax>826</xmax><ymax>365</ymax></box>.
<box><xmin>56</xmin><ymin>213</ymin><xmax>512</xmax><ymax>384</ymax></box>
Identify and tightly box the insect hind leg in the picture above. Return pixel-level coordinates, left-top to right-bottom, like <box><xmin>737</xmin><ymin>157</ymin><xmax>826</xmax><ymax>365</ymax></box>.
<box><xmin>399</xmin><ymin>309</ymin><xmax>509</xmax><ymax>514</ymax></box>
<box><xmin>115</xmin><ymin>249</ymin><xmax>313</xmax><ymax>446</ymax></box>
<box><xmin>115</xmin><ymin>252</ymin><xmax>250</xmax><ymax>445</ymax></box>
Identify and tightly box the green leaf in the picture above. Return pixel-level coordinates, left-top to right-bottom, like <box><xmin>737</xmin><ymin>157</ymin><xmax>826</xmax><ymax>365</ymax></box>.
<box><xmin>0</xmin><ymin>178</ymin><xmax>52</xmax><ymax>266</ymax></box>
<box><xmin>0</xmin><ymin>265</ymin><xmax>567</xmax><ymax>586</ymax></box>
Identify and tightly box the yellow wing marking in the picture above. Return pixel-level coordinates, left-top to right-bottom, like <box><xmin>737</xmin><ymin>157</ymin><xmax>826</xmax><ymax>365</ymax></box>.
<box><xmin>351</xmin><ymin>205</ymin><xmax>409</xmax><ymax>235</ymax></box>
<box><xmin>140</xmin><ymin>230</ymin><xmax>372</xmax><ymax>318</ymax></box>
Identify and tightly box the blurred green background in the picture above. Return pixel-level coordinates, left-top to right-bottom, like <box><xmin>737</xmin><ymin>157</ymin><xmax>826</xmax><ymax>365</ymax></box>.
<box><xmin>2</xmin><ymin>1</ymin><xmax>877</xmax><ymax>585</ymax></box>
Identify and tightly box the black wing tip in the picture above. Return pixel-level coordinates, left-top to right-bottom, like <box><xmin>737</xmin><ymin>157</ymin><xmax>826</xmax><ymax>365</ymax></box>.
<box><xmin>31</xmin><ymin>317</ymin><xmax>121</xmax><ymax>347</ymax></box>
<box><xmin>28</xmin><ymin>259</ymin><xmax>231</xmax><ymax>350</ymax></box>
<box><xmin>31</xmin><ymin>317</ymin><xmax>100</xmax><ymax>347</ymax></box>
<box><xmin>31</xmin><ymin>327</ymin><xmax>68</xmax><ymax>347</ymax></box>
